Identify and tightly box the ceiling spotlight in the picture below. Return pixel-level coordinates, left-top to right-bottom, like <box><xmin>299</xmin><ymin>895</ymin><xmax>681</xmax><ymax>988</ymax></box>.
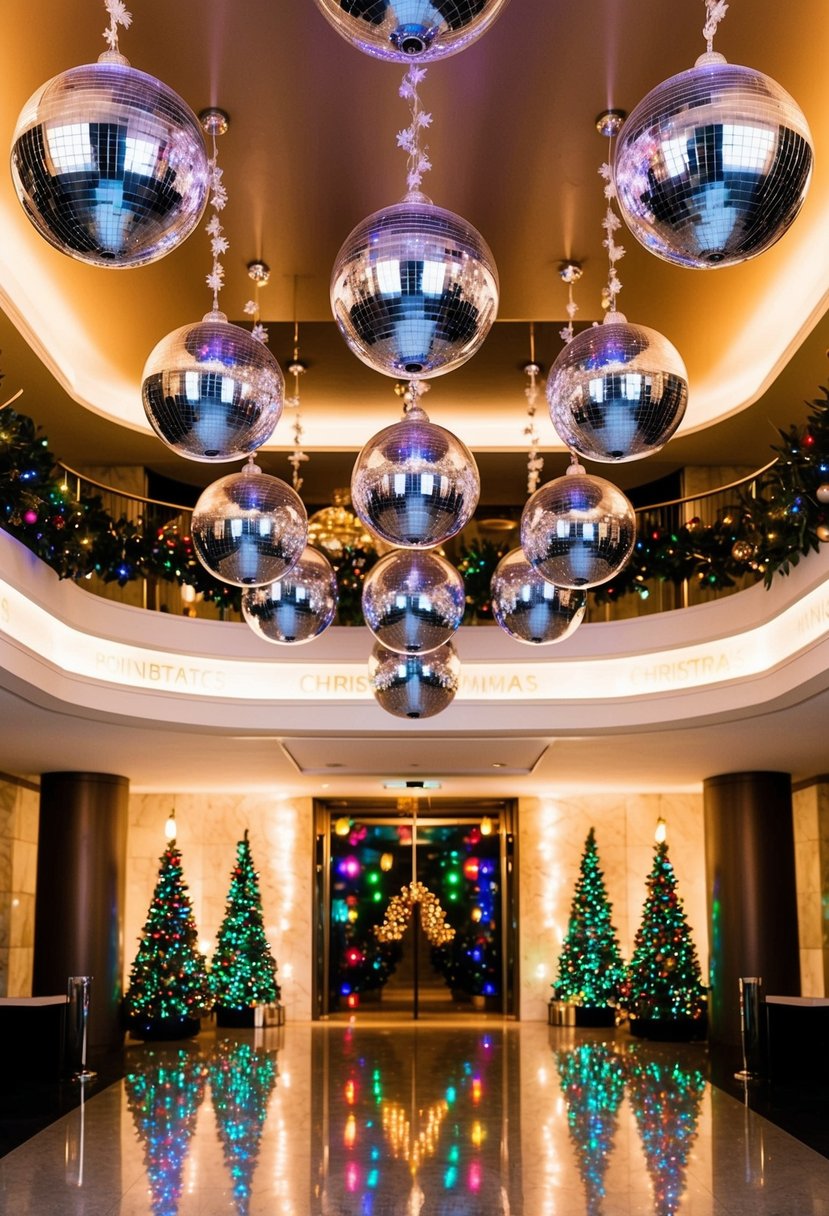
<box><xmin>199</xmin><ymin>106</ymin><xmax>230</xmax><ymax>136</ymax></box>
<box><xmin>558</xmin><ymin>260</ymin><xmax>583</xmax><ymax>284</ymax></box>
<box><xmin>595</xmin><ymin>108</ymin><xmax>626</xmax><ymax>137</ymax></box>
<box><xmin>247</xmin><ymin>260</ymin><xmax>271</xmax><ymax>285</ymax></box>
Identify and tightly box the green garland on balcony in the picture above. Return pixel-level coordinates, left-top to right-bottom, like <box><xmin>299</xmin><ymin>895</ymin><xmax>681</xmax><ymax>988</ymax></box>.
<box><xmin>2</xmin><ymin>379</ymin><xmax>829</xmax><ymax>617</ymax></box>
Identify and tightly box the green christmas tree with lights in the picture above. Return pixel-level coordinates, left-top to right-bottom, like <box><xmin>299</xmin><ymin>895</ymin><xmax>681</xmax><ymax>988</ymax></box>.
<box><xmin>622</xmin><ymin>835</ymin><xmax>706</xmax><ymax>1035</ymax></box>
<box><xmin>555</xmin><ymin>828</ymin><xmax>626</xmax><ymax>1018</ymax></box>
<box><xmin>556</xmin><ymin>1041</ymin><xmax>627</xmax><ymax>1216</ymax></box>
<box><xmin>124</xmin><ymin>838</ymin><xmax>212</xmax><ymax>1038</ymax></box>
<box><xmin>209</xmin><ymin>1040</ymin><xmax>278</xmax><ymax>1215</ymax></box>
<box><xmin>211</xmin><ymin>832</ymin><xmax>280</xmax><ymax>1021</ymax></box>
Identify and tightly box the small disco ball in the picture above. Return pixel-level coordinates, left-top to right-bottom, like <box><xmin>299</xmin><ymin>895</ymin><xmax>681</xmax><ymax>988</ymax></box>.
<box><xmin>11</xmin><ymin>53</ymin><xmax>209</xmax><ymax>267</ymax></box>
<box><xmin>614</xmin><ymin>53</ymin><xmax>813</xmax><ymax>268</ymax></box>
<box><xmin>351</xmin><ymin>405</ymin><xmax>480</xmax><ymax>547</ymax></box>
<box><xmin>242</xmin><ymin>547</ymin><xmax>338</xmax><ymax>645</ymax></box>
<box><xmin>520</xmin><ymin>463</ymin><xmax>636</xmax><ymax>589</ymax></box>
<box><xmin>548</xmin><ymin>313</ymin><xmax>688</xmax><ymax>462</ymax></box>
<box><xmin>142</xmin><ymin>310</ymin><xmax>284</xmax><ymax>461</ymax></box>
<box><xmin>362</xmin><ymin>549</ymin><xmax>464</xmax><ymax>653</ymax></box>
<box><xmin>331</xmin><ymin>194</ymin><xmax>498</xmax><ymax>379</ymax></box>
<box><xmin>369</xmin><ymin>640</ymin><xmax>460</xmax><ymax>719</ymax></box>
<box><xmin>313</xmin><ymin>0</ymin><xmax>510</xmax><ymax>62</ymax></box>
<box><xmin>490</xmin><ymin>549</ymin><xmax>586</xmax><ymax>645</ymax></box>
<box><xmin>191</xmin><ymin>462</ymin><xmax>307</xmax><ymax>587</ymax></box>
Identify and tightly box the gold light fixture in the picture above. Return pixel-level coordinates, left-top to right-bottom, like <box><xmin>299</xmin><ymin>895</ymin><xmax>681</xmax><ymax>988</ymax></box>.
<box><xmin>164</xmin><ymin>808</ymin><xmax>177</xmax><ymax>842</ymax></box>
<box><xmin>655</xmin><ymin>817</ymin><xmax>667</xmax><ymax>844</ymax></box>
<box><xmin>480</xmin><ymin>815</ymin><xmax>494</xmax><ymax>837</ymax></box>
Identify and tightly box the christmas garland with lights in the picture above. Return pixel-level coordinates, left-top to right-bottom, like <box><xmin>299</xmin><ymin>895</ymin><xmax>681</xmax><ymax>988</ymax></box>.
<box><xmin>3</xmin><ymin>377</ymin><xmax>829</xmax><ymax>617</ymax></box>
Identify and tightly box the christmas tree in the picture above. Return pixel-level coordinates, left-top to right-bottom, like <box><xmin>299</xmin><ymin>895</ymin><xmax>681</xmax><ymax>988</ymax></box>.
<box><xmin>211</xmin><ymin>831</ymin><xmax>280</xmax><ymax>1020</ymax></box>
<box><xmin>209</xmin><ymin>1039</ymin><xmax>278</xmax><ymax>1215</ymax></box>
<box><xmin>624</xmin><ymin>1047</ymin><xmax>706</xmax><ymax>1215</ymax></box>
<box><xmin>555</xmin><ymin>1041</ymin><xmax>626</xmax><ymax>1216</ymax></box>
<box><xmin>124</xmin><ymin>839</ymin><xmax>212</xmax><ymax>1038</ymax></box>
<box><xmin>622</xmin><ymin>837</ymin><xmax>706</xmax><ymax>1033</ymax></box>
<box><xmin>555</xmin><ymin>828</ymin><xmax>625</xmax><ymax>1016</ymax></box>
<box><xmin>125</xmin><ymin>1047</ymin><xmax>208</xmax><ymax>1216</ymax></box>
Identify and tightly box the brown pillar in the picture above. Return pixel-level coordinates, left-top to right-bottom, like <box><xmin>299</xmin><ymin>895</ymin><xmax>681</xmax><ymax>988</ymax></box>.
<box><xmin>703</xmin><ymin>772</ymin><xmax>799</xmax><ymax>1047</ymax></box>
<box><xmin>33</xmin><ymin>772</ymin><xmax>129</xmax><ymax>1050</ymax></box>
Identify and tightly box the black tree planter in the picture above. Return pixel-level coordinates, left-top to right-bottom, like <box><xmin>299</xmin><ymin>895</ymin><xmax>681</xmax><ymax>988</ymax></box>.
<box><xmin>629</xmin><ymin>1014</ymin><xmax>706</xmax><ymax>1042</ymax></box>
<box><xmin>127</xmin><ymin>1015</ymin><xmax>201</xmax><ymax>1042</ymax></box>
<box><xmin>575</xmin><ymin>1005</ymin><xmax>618</xmax><ymax>1028</ymax></box>
<box><xmin>215</xmin><ymin>1006</ymin><xmax>256</xmax><ymax>1028</ymax></box>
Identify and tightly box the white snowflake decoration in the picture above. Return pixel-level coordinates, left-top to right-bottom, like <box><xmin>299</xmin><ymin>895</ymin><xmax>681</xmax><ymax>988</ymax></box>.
<box><xmin>397</xmin><ymin>66</ymin><xmax>433</xmax><ymax>193</ymax></box>
<box><xmin>102</xmin><ymin>0</ymin><xmax>132</xmax><ymax>52</ymax></box>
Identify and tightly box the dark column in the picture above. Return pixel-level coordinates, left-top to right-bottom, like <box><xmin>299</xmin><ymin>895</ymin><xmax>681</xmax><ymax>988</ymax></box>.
<box><xmin>34</xmin><ymin>772</ymin><xmax>129</xmax><ymax>1050</ymax></box>
<box><xmin>704</xmin><ymin>772</ymin><xmax>799</xmax><ymax>1047</ymax></box>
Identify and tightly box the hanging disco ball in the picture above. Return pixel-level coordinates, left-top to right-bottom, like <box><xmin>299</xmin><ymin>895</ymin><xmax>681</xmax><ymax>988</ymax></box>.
<box><xmin>547</xmin><ymin>312</ymin><xmax>688</xmax><ymax>462</ymax></box>
<box><xmin>313</xmin><ymin>0</ymin><xmax>510</xmax><ymax>62</ymax></box>
<box><xmin>362</xmin><ymin>549</ymin><xmax>465</xmax><ymax>653</ymax></box>
<box><xmin>242</xmin><ymin>547</ymin><xmax>338</xmax><ymax>645</ymax></box>
<box><xmin>11</xmin><ymin>52</ymin><xmax>209</xmax><ymax>267</ymax></box>
<box><xmin>520</xmin><ymin>461</ymin><xmax>636</xmax><ymax>589</ymax></box>
<box><xmin>369</xmin><ymin>640</ymin><xmax>460</xmax><ymax>719</ymax></box>
<box><xmin>351</xmin><ymin>405</ymin><xmax>480</xmax><ymax>547</ymax></box>
<box><xmin>331</xmin><ymin>193</ymin><xmax>498</xmax><ymax>379</ymax></box>
<box><xmin>191</xmin><ymin>462</ymin><xmax>307</xmax><ymax>587</ymax></box>
<box><xmin>142</xmin><ymin>310</ymin><xmax>284</xmax><ymax>461</ymax></box>
<box><xmin>614</xmin><ymin>52</ymin><xmax>813</xmax><ymax>268</ymax></box>
<box><xmin>490</xmin><ymin>549</ymin><xmax>586</xmax><ymax>645</ymax></box>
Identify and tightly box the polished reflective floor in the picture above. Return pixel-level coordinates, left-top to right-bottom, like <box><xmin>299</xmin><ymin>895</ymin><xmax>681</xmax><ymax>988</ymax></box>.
<box><xmin>1</xmin><ymin>1022</ymin><xmax>828</xmax><ymax>1215</ymax></box>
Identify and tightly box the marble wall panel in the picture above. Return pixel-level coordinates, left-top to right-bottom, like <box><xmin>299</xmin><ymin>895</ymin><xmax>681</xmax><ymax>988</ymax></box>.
<box><xmin>0</xmin><ymin>777</ymin><xmax>39</xmax><ymax>996</ymax></box>
<box><xmin>793</xmin><ymin>782</ymin><xmax>827</xmax><ymax>995</ymax></box>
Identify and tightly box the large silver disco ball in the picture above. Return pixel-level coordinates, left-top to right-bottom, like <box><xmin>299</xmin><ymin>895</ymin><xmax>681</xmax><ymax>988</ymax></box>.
<box><xmin>314</xmin><ymin>0</ymin><xmax>510</xmax><ymax>62</ymax></box>
<box><xmin>242</xmin><ymin>547</ymin><xmax>338</xmax><ymax>645</ymax></box>
<box><xmin>351</xmin><ymin>405</ymin><xmax>480</xmax><ymax>547</ymax></box>
<box><xmin>490</xmin><ymin>549</ymin><xmax>586</xmax><ymax>645</ymax></box>
<box><xmin>520</xmin><ymin>463</ymin><xmax>636</xmax><ymax>589</ymax></box>
<box><xmin>369</xmin><ymin>640</ymin><xmax>460</xmax><ymax>719</ymax></box>
<box><xmin>614</xmin><ymin>53</ymin><xmax>813</xmax><ymax>268</ymax></box>
<box><xmin>362</xmin><ymin>549</ymin><xmax>465</xmax><ymax>653</ymax></box>
<box><xmin>547</xmin><ymin>313</ymin><xmax>688</xmax><ymax>462</ymax></box>
<box><xmin>11</xmin><ymin>53</ymin><xmax>209</xmax><ymax>267</ymax></box>
<box><xmin>142</xmin><ymin>311</ymin><xmax>284</xmax><ymax>461</ymax></box>
<box><xmin>331</xmin><ymin>194</ymin><xmax>498</xmax><ymax>379</ymax></box>
<box><xmin>191</xmin><ymin>462</ymin><xmax>307</xmax><ymax>587</ymax></box>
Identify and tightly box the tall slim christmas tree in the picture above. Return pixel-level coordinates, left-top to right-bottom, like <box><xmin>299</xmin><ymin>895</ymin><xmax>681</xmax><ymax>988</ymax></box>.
<box><xmin>623</xmin><ymin>835</ymin><xmax>706</xmax><ymax>1038</ymax></box>
<box><xmin>555</xmin><ymin>828</ymin><xmax>625</xmax><ymax>1024</ymax></box>
<box><xmin>124</xmin><ymin>834</ymin><xmax>212</xmax><ymax>1039</ymax></box>
<box><xmin>211</xmin><ymin>831</ymin><xmax>280</xmax><ymax>1025</ymax></box>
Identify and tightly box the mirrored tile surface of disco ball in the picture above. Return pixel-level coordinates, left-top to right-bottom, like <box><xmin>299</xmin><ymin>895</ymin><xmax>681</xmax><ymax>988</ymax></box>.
<box><xmin>192</xmin><ymin>464</ymin><xmax>308</xmax><ymax>587</ymax></box>
<box><xmin>521</xmin><ymin>469</ymin><xmax>636</xmax><ymax>589</ymax></box>
<box><xmin>242</xmin><ymin>547</ymin><xmax>338</xmax><ymax>645</ymax></box>
<box><xmin>362</xmin><ymin>549</ymin><xmax>465</xmax><ymax>653</ymax></box>
<box><xmin>314</xmin><ymin>0</ymin><xmax>510</xmax><ymax>61</ymax></box>
<box><xmin>351</xmin><ymin>407</ymin><xmax>480</xmax><ymax>547</ymax></box>
<box><xmin>331</xmin><ymin>196</ymin><xmax>498</xmax><ymax>379</ymax></box>
<box><xmin>548</xmin><ymin>316</ymin><xmax>688</xmax><ymax>462</ymax></box>
<box><xmin>11</xmin><ymin>57</ymin><xmax>209</xmax><ymax>267</ymax></box>
<box><xmin>491</xmin><ymin>549</ymin><xmax>586</xmax><ymax>645</ymax></box>
<box><xmin>369</xmin><ymin>640</ymin><xmax>460</xmax><ymax>719</ymax></box>
<box><xmin>142</xmin><ymin>312</ymin><xmax>284</xmax><ymax>461</ymax></box>
<box><xmin>614</xmin><ymin>55</ymin><xmax>813</xmax><ymax>268</ymax></box>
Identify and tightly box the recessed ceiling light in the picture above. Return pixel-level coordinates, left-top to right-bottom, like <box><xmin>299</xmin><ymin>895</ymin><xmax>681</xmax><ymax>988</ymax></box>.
<box><xmin>383</xmin><ymin>779</ymin><xmax>442</xmax><ymax>790</ymax></box>
<box><xmin>492</xmin><ymin>762</ymin><xmax>506</xmax><ymax>768</ymax></box>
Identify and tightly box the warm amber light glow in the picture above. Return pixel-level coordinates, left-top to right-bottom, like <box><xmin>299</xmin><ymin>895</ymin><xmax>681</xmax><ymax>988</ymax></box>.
<box><xmin>655</xmin><ymin>817</ymin><xmax>667</xmax><ymax>844</ymax></box>
<box><xmin>380</xmin><ymin>852</ymin><xmax>394</xmax><ymax>872</ymax></box>
<box><xmin>164</xmin><ymin>812</ymin><xmax>176</xmax><ymax>842</ymax></box>
<box><xmin>335</xmin><ymin>816</ymin><xmax>351</xmax><ymax>837</ymax></box>
<box><xmin>479</xmin><ymin>816</ymin><xmax>494</xmax><ymax>836</ymax></box>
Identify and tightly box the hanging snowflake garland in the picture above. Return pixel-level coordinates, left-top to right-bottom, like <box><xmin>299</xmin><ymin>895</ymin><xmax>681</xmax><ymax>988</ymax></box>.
<box><xmin>703</xmin><ymin>0</ymin><xmax>729</xmax><ymax>52</ymax></box>
<box><xmin>102</xmin><ymin>0</ymin><xmax>132</xmax><ymax>53</ymax></box>
<box><xmin>397</xmin><ymin>66</ymin><xmax>433</xmax><ymax>192</ymax></box>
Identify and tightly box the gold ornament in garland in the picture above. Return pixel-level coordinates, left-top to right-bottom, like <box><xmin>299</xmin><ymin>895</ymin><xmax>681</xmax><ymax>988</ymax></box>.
<box><xmin>374</xmin><ymin>881</ymin><xmax>455</xmax><ymax>946</ymax></box>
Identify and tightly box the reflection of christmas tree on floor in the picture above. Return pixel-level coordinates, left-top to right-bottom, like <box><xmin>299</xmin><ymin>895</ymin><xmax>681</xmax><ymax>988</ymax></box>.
<box><xmin>555</xmin><ymin>1041</ymin><xmax>626</xmax><ymax>1216</ymax></box>
<box><xmin>625</xmin><ymin>1048</ymin><xmax>706</xmax><ymax>1216</ymax></box>
<box><xmin>210</xmin><ymin>1040</ymin><xmax>278</xmax><ymax>1216</ymax></box>
<box><xmin>211</xmin><ymin>832</ymin><xmax>280</xmax><ymax>1024</ymax></box>
<box><xmin>555</xmin><ymin>829</ymin><xmax>625</xmax><ymax>1019</ymax></box>
<box><xmin>125</xmin><ymin>1047</ymin><xmax>208</xmax><ymax>1216</ymax></box>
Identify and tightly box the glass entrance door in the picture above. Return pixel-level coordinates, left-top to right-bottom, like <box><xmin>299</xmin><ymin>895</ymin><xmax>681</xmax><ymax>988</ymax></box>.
<box><xmin>317</xmin><ymin>804</ymin><xmax>516</xmax><ymax>1018</ymax></box>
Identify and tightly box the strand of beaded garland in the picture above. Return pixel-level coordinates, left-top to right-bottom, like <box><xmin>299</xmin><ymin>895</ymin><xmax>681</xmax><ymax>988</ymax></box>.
<box><xmin>598</xmin><ymin>158</ymin><xmax>625</xmax><ymax>314</ymax></box>
<box><xmin>397</xmin><ymin>66</ymin><xmax>433</xmax><ymax>193</ymax></box>
<box><xmin>102</xmin><ymin>0</ymin><xmax>131</xmax><ymax>53</ymax></box>
<box><xmin>703</xmin><ymin>0</ymin><xmax>729</xmax><ymax>53</ymax></box>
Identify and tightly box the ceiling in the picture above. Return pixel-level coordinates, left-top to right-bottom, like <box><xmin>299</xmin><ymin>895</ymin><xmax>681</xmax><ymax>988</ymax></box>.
<box><xmin>1</xmin><ymin>0</ymin><xmax>829</xmax><ymax>794</ymax></box>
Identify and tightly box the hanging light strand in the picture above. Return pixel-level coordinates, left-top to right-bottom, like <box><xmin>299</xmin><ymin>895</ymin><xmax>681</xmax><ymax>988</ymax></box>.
<box><xmin>523</xmin><ymin>324</ymin><xmax>543</xmax><ymax>496</ymax></box>
<box><xmin>285</xmin><ymin>278</ymin><xmax>309</xmax><ymax>492</ymax></box>
<box><xmin>203</xmin><ymin>120</ymin><xmax>229</xmax><ymax>314</ymax></box>
<box><xmin>102</xmin><ymin>0</ymin><xmax>132</xmax><ymax>54</ymax></box>
<box><xmin>558</xmin><ymin>261</ymin><xmax>581</xmax><ymax>345</ymax></box>
<box><xmin>243</xmin><ymin>261</ymin><xmax>270</xmax><ymax>345</ymax></box>
<box><xmin>397</xmin><ymin>66</ymin><xmax>433</xmax><ymax>193</ymax></box>
<box><xmin>598</xmin><ymin>154</ymin><xmax>625</xmax><ymax>313</ymax></box>
<box><xmin>703</xmin><ymin>0</ymin><xmax>729</xmax><ymax>53</ymax></box>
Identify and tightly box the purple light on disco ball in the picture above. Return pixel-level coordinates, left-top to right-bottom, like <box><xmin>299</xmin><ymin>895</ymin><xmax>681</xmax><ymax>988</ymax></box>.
<box><xmin>614</xmin><ymin>52</ymin><xmax>813</xmax><ymax>268</ymax></box>
<box><xmin>520</xmin><ymin>460</ymin><xmax>636</xmax><ymax>589</ymax></box>
<box><xmin>548</xmin><ymin>312</ymin><xmax>688</xmax><ymax>462</ymax></box>
<box><xmin>191</xmin><ymin>461</ymin><xmax>307</xmax><ymax>587</ymax></box>
<box><xmin>369</xmin><ymin>639</ymin><xmax>460</xmax><ymax>719</ymax></box>
<box><xmin>313</xmin><ymin>0</ymin><xmax>511</xmax><ymax>62</ymax></box>
<box><xmin>11</xmin><ymin>52</ymin><xmax>209</xmax><ymax>267</ymax></box>
<box><xmin>351</xmin><ymin>404</ymin><xmax>480</xmax><ymax>548</ymax></box>
<box><xmin>242</xmin><ymin>547</ymin><xmax>338</xmax><ymax>645</ymax></box>
<box><xmin>362</xmin><ymin>549</ymin><xmax>464</xmax><ymax>653</ymax></box>
<box><xmin>331</xmin><ymin>194</ymin><xmax>498</xmax><ymax>379</ymax></box>
<box><xmin>142</xmin><ymin>310</ymin><xmax>284</xmax><ymax>461</ymax></box>
<box><xmin>490</xmin><ymin>549</ymin><xmax>586</xmax><ymax>645</ymax></box>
